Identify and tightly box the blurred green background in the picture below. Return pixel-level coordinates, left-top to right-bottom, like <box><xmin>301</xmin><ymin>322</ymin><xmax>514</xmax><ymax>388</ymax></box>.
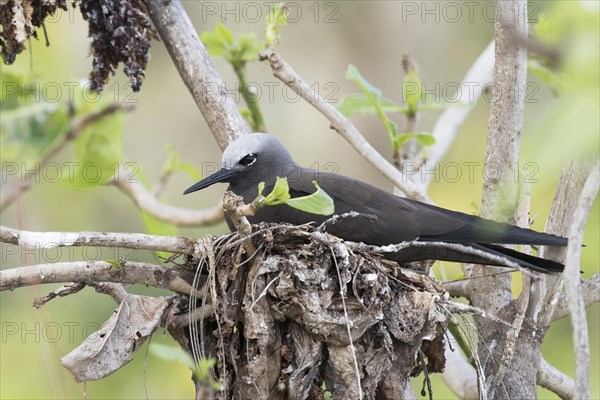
<box><xmin>1</xmin><ymin>1</ymin><xmax>598</xmax><ymax>399</ymax></box>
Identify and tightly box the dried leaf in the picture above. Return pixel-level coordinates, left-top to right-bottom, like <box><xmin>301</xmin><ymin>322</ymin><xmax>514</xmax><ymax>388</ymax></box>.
<box><xmin>61</xmin><ymin>295</ymin><xmax>168</xmax><ymax>382</ymax></box>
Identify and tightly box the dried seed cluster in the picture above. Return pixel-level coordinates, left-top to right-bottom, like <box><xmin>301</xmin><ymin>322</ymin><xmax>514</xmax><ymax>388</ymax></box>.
<box><xmin>1</xmin><ymin>0</ymin><xmax>157</xmax><ymax>91</ymax></box>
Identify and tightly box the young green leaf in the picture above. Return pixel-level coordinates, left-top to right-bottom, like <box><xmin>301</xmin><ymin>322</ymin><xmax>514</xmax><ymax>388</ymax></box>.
<box><xmin>237</xmin><ymin>33</ymin><xmax>264</xmax><ymax>63</ymax></box>
<box><xmin>346</xmin><ymin>64</ymin><xmax>382</xmax><ymax>103</ymax></box>
<box><xmin>151</xmin><ymin>343</ymin><xmax>219</xmax><ymax>389</ymax></box>
<box><xmin>337</xmin><ymin>93</ymin><xmax>406</xmax><ymax>117</ymax></box>
<box><xmin>394</xmin><ymin>132</ymin><xmax>436</xmax><ymax>150</ymax></box>
<box><xmin>261</xmin><ymin>177</ymin><xmax>335</xmax><ymax>216</ymax></box>
<box><xmin>528</xmin><ymin>60</ymin><xmax>568</xmax><ymax>95</ymax></box>
<box><xmin>140</xmin><ymin>211</ymin><xmax>178</xmax><ymax>260</ymax></box>
<box><xmin>263</xmin><ymin>177</ymin><xmax>292</xmax><ymax>205</ymax></box>
<box><xmin>345</xmin><ymin>64</ymin><xmax>399</xmax><ymax>145</ymax></box>
<box><xmin>265</xmin><ymin>3</ymin><xmax>287</xmax><ymax>46</ymax></box>
<box><xmin>1</xmin><ymin>73</ymin><xmax>70</xmax><ymax>164</ymax></box>
<box><xmin>62</xmin><ymin>110</ymin><xmax>124</xmax><ymax>188</ymax></box>
<box><xmin>163</xmin><ymin>144</ymin><xmax>202</xmax><ymax>181</ymax></box>
<box><xmin>402</xmin><ymin>68</ymin><xmax>423</xmax><ymax>114</ymax></box>
<box><xmin>286</xmin><ymin>181</ymin><xmax>335</xmax><ymax>216</ymax></box>
<box><xmin>258</xmin><ymin>181</ymin><xmax>266</xmax><ymax>197</ymax></box>
<box><xmin>215</xmin><ymin>23</ymin><xmax>234</xmax><ymax>46</ymax></box>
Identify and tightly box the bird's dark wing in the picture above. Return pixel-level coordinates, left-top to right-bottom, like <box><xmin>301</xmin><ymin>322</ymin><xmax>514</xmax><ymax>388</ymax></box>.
<box><xmin>285</xmin><ymin>169</ymin><xmax>466</xmax><ymax>245</ymax></box>
<box><xmin>287</xmin><ymin>168</ymin><xmax>567</xmax><ymax>247</ymax></box>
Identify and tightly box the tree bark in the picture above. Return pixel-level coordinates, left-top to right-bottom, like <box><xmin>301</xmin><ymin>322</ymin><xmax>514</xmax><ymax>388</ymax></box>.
<box><xmin>145</xmin><ymin>0</ymin><xmax>251</xmax><ymax>149</ymax></box>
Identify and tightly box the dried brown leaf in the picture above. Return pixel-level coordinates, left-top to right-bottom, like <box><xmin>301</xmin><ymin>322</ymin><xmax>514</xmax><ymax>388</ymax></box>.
<box><xmin>61</xmin><ymin>294</ymin><xmax>168</xmax><ymax>382</ymax></box>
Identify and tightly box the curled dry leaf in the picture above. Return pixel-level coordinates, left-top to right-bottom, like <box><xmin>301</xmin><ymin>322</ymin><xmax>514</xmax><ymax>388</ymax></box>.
<box><xmin>61</xmin><ymin>294</ymin><xmax>168</xmax><ymax>382</ymax></box>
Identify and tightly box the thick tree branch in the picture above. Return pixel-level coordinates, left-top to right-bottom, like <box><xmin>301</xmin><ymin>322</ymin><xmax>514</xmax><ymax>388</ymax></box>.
<box><xmin>1</xmin><ymin>225</ymin><xmax>198</xmax><ymax>255</ymax></box>
<box><xmin>145</xmin><ymin>0</ymin><xmax>250</xmax><ymax>149</ymax></box>
<box><xmin>259</xmin><ymin>48</ymin><xmax>430</xmax><ymax>203</ymax></box>
<box><xmin>0</xmin><ymin>260</ymin><xmax>199</xmax><ymax>296</ymax></box>
<box><xmin>112</xmin><ymin>166</ymin><xmax>224</xmax><ymax>226</ymax></box>
<box><xmin>563</xmin><ymin>158</ymin><xmax>599</xmax><ymax>399</ymax></box>
<box><xmin>537</xmin><ymin>357</ymin><xmax>574</xmax><ymax>400</ymax></box>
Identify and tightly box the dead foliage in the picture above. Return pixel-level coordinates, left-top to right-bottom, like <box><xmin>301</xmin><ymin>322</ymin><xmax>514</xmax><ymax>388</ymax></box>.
<box><xmin>0</xmin><ymin>0</ymin><xmax>156</xmax><ymax>91</ymax></box>
<box><xmin>173</xmin><ymin>223</ymin><xmax>450</xmax><ymax>399</ymax></box>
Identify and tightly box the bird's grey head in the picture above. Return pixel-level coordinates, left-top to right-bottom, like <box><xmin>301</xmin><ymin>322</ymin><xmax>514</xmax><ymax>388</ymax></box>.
<box><xmin>221</xmin><ymin>133</ymin><xmax>293</xmax><ymax>171</ymax></box>
<box><xmin>183</xmin><ymin>133</ymin><xmax>296</xmax><ymax>195</ymax></box>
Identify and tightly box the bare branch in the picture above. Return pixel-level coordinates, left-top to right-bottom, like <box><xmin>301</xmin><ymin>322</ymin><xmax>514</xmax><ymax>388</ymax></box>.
<box><xmin>112</xmin><ymin>166</ymin><xmax>224</xmax><ymax>226</ymax></box>
<box><xmin>422</xmin><ymin>41</ymin><xmax>495</xmax><ymax>191</ymax></box>
<box><xmin>259</xmin><ymin>48</ymin><xmax>430</xmax><ymax>203</ymax></box>
<box><xmin>0</xmin><ymin>260</ymin><xmax>198</xmax><ymax>296</ymax></box>
<box><xmin>563</xmin><ymin>158</ymin><xmax>599</xmax><ymax>399</ymax></box>
<box><xmin>1</xmin><ymin>225</ymin><xmax>199</xmax><ymax>255</ymax></box>
<box><xmin>0</xmin><ymin>103</ymin><xmax>134</xmax><ymax>211</ymax></box>
<box><xmin>537</xmin><ymin>357</ymin><xmax>574</xmax><ymax>400</ymax></box>
<box><xmin>33</xmin><ymin>282</ymin><xmax>87</xmax><ymax>309</ymax></box>
<box><xmin>145</xmin><ymin>0</ymin><xmax>250</xmax><ymax>150</ymax></box>
<box><xmin>535</xmin><ymin>161</ymin><xmax>590</xmax><ymax>328</ymax></box>
<box><xmin>552</xmin><ymin>273</ymin><xmax>600</xmax><ymax>321</ymax></box>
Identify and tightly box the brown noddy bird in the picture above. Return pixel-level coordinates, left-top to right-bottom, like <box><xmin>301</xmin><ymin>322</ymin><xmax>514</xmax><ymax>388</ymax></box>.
<box><xmin>184</xmin><ymin>134</ymin><xmax>567</xmax><ymax>273</ymax></box>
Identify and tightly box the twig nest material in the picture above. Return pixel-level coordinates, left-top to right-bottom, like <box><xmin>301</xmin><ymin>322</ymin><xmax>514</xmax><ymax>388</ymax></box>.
<box><xmin>185</xmin><ymin>223</ymin><xmax>449</xmax><ymax>399</ymax></box>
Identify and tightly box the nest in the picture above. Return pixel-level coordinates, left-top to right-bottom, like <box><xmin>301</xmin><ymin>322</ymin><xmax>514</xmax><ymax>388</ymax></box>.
<box><xmin>176</xmin><ymin>223</ymin><xmax>450</xmax><ymax>399</ymax></box>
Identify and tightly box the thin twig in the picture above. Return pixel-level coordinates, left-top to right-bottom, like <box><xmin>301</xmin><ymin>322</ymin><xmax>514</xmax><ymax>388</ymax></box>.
<box><xmin>259</xmin><ymin>48</ymin><xmax>430</xmax><ymax>203</ymax></box>
<box><xmin>564</xmin><ymin>158</ymin><xmax>599</xmax><ymax>399</ymax></box>
<box><xmin>33</xmin><ymin>282</ymin><xmax>87</xmax><ymax>309</ymax></box>
<box><xmin>112</xmin><ymin>166</ymin><xmax>224</xmax><ymax>226</ymax></box>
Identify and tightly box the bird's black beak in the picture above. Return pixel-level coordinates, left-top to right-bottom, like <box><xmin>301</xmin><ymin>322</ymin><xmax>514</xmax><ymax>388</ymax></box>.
<box><xmin>183</xmin><ymin>168</ymin><xmax>239</xmax><ymax>194</ymax></box>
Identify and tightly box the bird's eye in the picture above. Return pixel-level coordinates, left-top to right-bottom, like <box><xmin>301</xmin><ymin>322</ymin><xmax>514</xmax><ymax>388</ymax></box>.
<box><xmin>239</xmin><ymin>153</ymin><xmax>257</xmax><ymax>166</ymax></box>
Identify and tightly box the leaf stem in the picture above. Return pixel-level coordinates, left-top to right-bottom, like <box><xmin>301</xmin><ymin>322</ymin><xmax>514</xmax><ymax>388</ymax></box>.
<box><xmin>234</xmin><ymin>64</ymin><xmax>267</xmax><ymax>132</ymax></box>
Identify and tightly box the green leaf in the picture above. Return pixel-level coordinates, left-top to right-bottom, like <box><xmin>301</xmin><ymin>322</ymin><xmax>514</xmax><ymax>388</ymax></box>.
<box><xmin>62</xmin><ymin>110</ymin><xmax>124</xmax><ymax>188</ymax></box>
<box><xmin>403</xmin><ymin>68</ymin><xmax>423</xmax><ymax>114</ymax></box>
<box><xmin>528</xmin><ymin>60</ymin><xmax>568</xmax><ymax>95</ymax></box>
<box><xmin>286</xmin><ymin>181</ymin><xmax>335</xmax><ymax>216</ymax></box>
<box><xmin>394</xmin><ymin>132</ymin><xmax>436</xmax><ymax>150</ymax></box>
<box><xmin>163</xmin><ymin>145</ymin><xmax>202</xmax><ymax>181</ymax></box>
<box><xmin>261</xmin><ymin>177</ymin><xmax>335</xmax><ymax>216</ymax></box>
<box><xmin>106</xmin><ymin>259</ymin><xmax>121</xmax><ymax>269</ymax></box>
<box><xmin>151</xmin><ymin>343</ymin><xmax>219</xmax><ymax>389</ymax></box>
<box><xmin>200</xmin><ymin>31</ymin><xmax>226</xmax><ymax>57</ymax></box>
<box><xmin>215</xmin><ymin>23</ymin><xmax>234</xmax><ymax>45</ymax></box>
<box><xmin>140</xmin><ymin>211</ymin><xmax>177</xmax><ymax>260</ymax></box>
<box><xmin>337</xmin><ymin>93</ymin><xmax>407</xmax><ymax>117</ymax></box>
<box><xmin>418</xmin><ymin>98</ymin><xmax>472</xmax><ymax>111</ymax></box>
<box><xmin>0</xmin><ymin>73</ymin><xmax>70</xmax><ymax>164</ymax></box>
<box><xmin>238</xmin><ymin>33</ymin><xmax>264</xmax><ymax>63</ymax></box>
<box><xmin>345</xmin><ymin>64</ymin><xmax>382</xmax><ymax>103</ymax></box>
<box><xmin>263</xmin><ymin>177</ymin><xmax>291</xmax><ymax>205</ymax></box>
<box><xmin>345</xmin><ymin>64</ymin><xmax>399</xmax><ymax>145</ymax></box>
<box><xmin>258</xmin><ymin>181</ymin><xmax>266</xmax><ymax>197</ymax></box>
<box><xmin>265</xmin><ymin>3</ymin><xmax>287</xmax><ymax>46</ymax></box>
